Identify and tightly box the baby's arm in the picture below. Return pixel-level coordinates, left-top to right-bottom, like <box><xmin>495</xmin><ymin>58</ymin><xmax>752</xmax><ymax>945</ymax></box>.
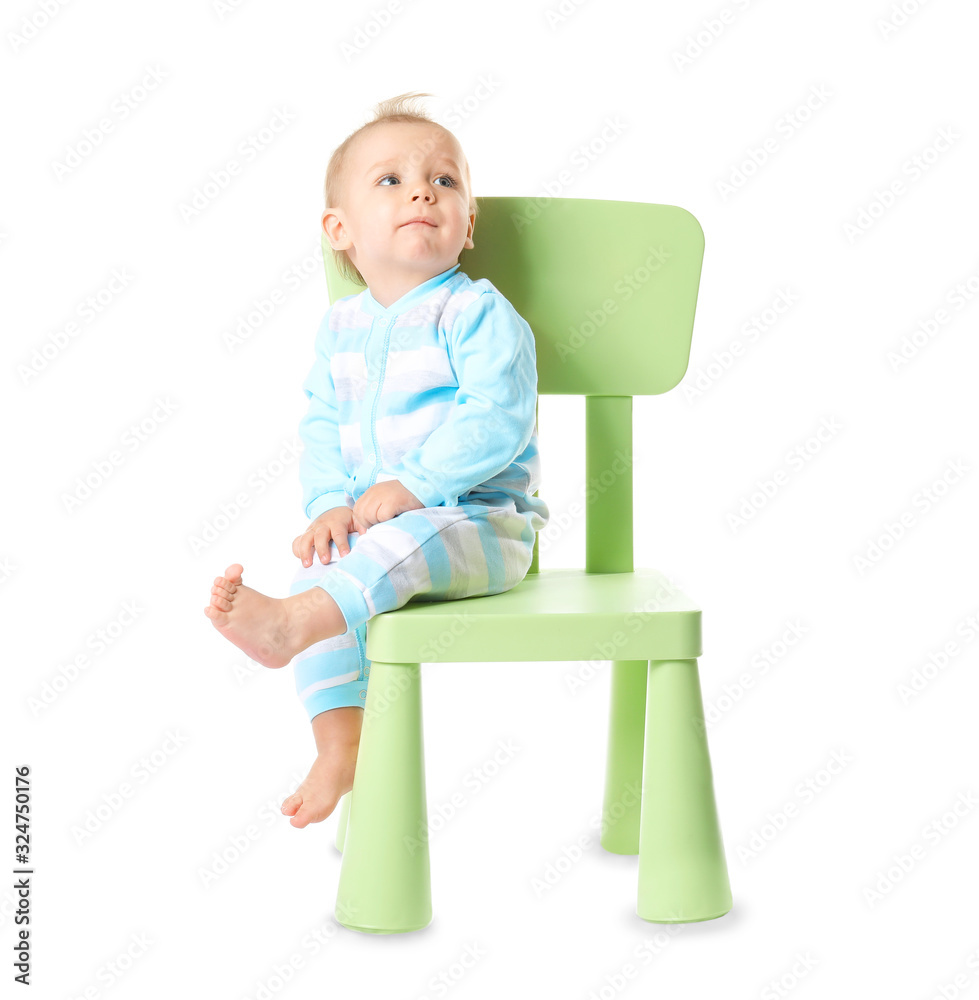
<box><xmin>396</xmin><ymin>291</ymin><xmax>538</xmax><ymax>508</ymax></box>
<box><xmin>299</xmin><ymin>312</ymin><xmax>349</xmax><ymax>523</ymax></box>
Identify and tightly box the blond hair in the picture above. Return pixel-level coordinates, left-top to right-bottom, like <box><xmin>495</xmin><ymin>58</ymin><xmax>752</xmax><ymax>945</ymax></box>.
<box><xmin>323</xmin><ymin>91</ymin><xmax>478</xmax><ymax>286</ymax></box>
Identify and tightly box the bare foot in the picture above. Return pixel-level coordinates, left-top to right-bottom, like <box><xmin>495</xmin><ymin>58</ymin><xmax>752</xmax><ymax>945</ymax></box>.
<box><xmin>281</xmin><ymin>742</ymin><xmax>359</xmax><ymax>828</ymax></box>
<box><xmin>203</xmin><ymin>563</ymin><xmax>346</xmax><ymax>668</ymax></box>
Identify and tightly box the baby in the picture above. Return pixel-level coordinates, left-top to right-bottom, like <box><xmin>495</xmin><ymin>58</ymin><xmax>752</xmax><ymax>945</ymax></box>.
<box><xmin>204</xmin><ymin>91</ymin><xmax>548</xmax><ymax>829</ymax></box>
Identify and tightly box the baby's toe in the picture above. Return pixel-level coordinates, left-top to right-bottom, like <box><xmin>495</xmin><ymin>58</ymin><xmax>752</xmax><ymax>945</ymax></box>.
<box><xmin>224</xmin><ymin>564</ymin><xmax>244</xmax><ymax>585</ymax></box>
<box><xmin>209</xmin><ymin>592</ymin><xmax>233</xmax><ymax>611</ymax></box>
<box><xmin>289</xmin><ymin>796</ymin><xmax>328</xmax><ymax>828</ymax></box>
<box><xmin>281</xmin><ymin>792</ymin><xmax>301</xmax><ymax>816</ymax></box>
<box><xmin>288</xmin><ymin>807</ymin><xmax>311</xmax><ymax>828</ymax></box>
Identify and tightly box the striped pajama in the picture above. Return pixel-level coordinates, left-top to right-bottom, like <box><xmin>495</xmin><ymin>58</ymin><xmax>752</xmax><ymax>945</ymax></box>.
<box><xmin>287</xmin><ymin>497</ymin><xmax>544</xmax><ymax>721</ymax></box>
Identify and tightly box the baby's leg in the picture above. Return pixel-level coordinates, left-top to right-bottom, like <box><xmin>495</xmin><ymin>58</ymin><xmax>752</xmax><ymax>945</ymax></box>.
<box><xmin>280</xmin><ymin>503</ymin><xmax>536</xmax><ymax>827</ymax></box>
<box><xmin>281</xmin><ymin>541</ymin><xmax>370</xmax><ymax>828</ymax></box>
<box><xmin>280</xmin><ymin>705</ymin><xmax>362</xmax><ymax>829</ymax></box>
<box><xmin>304</xmin><ymin>501</ymin><xmax>539</xmax><ymax>634</ymax></box>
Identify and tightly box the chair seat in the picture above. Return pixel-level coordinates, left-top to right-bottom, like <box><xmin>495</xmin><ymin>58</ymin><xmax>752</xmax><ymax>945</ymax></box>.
<box><xmin>364</xmin><ymin>567</ymin><xmax>702</xmax><ymax>664</ymax></box>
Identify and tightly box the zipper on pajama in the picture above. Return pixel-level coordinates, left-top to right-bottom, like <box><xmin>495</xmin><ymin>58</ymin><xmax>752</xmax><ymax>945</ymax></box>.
<box><xmin>355</xmin><ymin>626</ymin><xmax>367</xmax><ymax>679</ymax></box>
<box><xmin>366</xmin><ymin>317</ymin><xmax>395</xmax><ymax>490</ymax></box>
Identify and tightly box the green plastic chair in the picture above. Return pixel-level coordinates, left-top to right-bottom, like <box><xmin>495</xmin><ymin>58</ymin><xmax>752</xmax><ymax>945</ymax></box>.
<box><xmin>319</xmin><ymin>196</ymin><xmax>733</xmax><ymax>933</ymax></box>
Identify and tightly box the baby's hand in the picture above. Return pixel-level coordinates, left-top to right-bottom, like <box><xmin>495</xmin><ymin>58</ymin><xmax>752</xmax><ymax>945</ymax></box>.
<box><xmin>352</xmin><ymin>481</ymin><xmax>425</xmax><ymax>529</ymax></box>
<box><xmin>293</xmin><ymin>506</ymin><xmax>368</xmax><ymax>567</ymax></box>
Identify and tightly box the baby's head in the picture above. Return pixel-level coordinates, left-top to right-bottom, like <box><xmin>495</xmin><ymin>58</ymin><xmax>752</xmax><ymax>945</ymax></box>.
<box><xmin>323</xmin><ymin>92</ymin><xmax>478</xmax><ymax>294</ymax></box>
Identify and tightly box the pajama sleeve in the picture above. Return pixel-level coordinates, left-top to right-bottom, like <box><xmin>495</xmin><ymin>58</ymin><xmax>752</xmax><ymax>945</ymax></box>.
<box><xmin>396</xmin><ymin>290</ymin><xmax>538</xmax><ymax>509</ymax></box>
<box><xmin>298</xmin><ymin>310</ymin><xmax>350</xmax><ymax>521</ymax></box>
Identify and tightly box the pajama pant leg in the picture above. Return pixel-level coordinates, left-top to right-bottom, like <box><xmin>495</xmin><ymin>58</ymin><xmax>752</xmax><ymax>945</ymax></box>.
<box><xmin>287</xmin><ymin>500</ymin><xmax>543</xmax><ymax>721</ymax></box>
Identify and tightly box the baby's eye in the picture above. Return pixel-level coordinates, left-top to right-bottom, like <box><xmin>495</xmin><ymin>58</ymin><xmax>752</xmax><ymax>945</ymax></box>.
<box><xmin>377</xmin><ymin>174</ymin><xmax>456</xmax><ymax>187</ymax></box>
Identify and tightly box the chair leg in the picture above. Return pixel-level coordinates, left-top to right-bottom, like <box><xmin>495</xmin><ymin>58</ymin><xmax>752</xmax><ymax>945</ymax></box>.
<box><xmin>637</xmin><ymin>658</ymin><xmax>732</xmax><ymax>923</ymax></box>
<box><xmin>334</xmin><ymin>661</ymin><xmax>432</xmax><ymax>934</ymax></box>
<box><xmin>601</xmin><ymin>660</ymin><xmax>647</xmax><ymax>854</ymax></box>
<box><xmin>334</xmin><ymin>792</ymin><xmax>349</xmax><ymax>853</ymax></box>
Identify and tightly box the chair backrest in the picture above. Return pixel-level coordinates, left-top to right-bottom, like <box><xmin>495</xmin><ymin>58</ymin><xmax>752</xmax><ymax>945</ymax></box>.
<box><xmin>321</xmin><ymin>196</ymin><xmax>705</xmax><ymax>575</ymax></box>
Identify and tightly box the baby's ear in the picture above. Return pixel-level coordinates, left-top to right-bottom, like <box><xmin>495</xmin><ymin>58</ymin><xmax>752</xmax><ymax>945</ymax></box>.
<box><xmin>322</xmin><ymin>208</ymin><xmax>352</xmax><ymax>250</ymax></box>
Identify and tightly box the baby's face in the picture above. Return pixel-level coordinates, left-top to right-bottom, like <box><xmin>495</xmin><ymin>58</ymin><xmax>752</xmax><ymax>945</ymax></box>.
<box><xmin>324</xmin><ymin>122</ymin><xmax>475</xmax><ymax>287</ymax></box>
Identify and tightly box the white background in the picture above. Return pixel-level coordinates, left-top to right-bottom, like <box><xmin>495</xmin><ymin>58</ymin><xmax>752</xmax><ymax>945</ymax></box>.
<box><xmin>3</xmin><ymin>0</ymin><xmax>978</xmax><ymax>996</ymax></box>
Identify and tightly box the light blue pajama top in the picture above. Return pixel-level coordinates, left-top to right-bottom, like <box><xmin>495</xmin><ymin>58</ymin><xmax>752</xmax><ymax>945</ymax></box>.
<box><xmin>298</xmin><ymin>262</ymin><xmax>549</xmax><ymax>525</ymax></box>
